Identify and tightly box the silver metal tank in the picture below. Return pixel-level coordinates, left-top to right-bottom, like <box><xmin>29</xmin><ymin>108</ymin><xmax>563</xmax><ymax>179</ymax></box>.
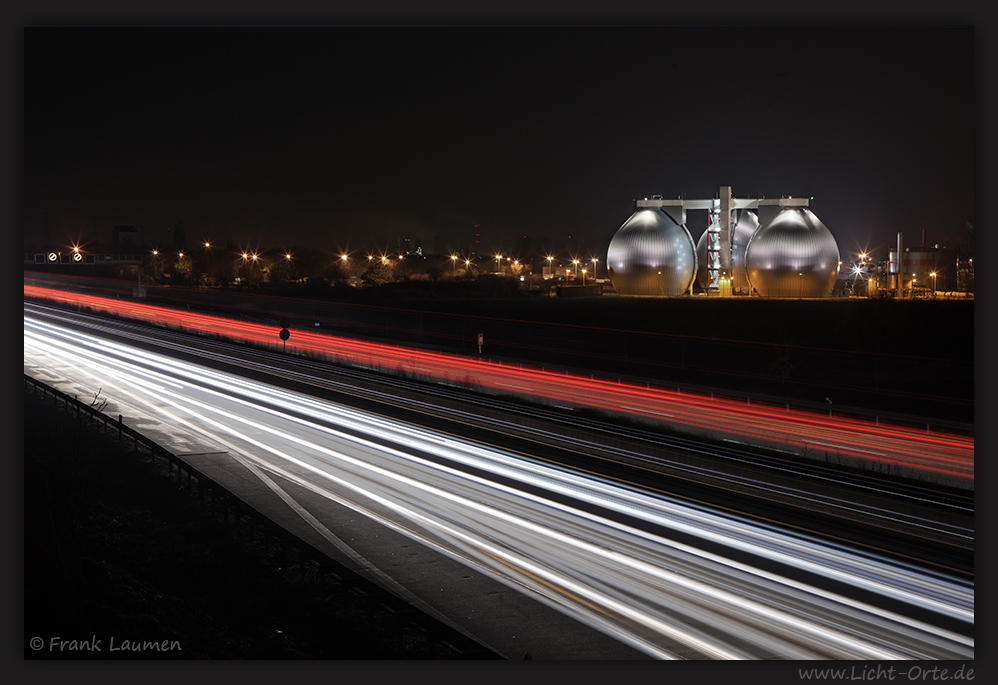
<box><xmin>695</xmin><ymin>208</ymin><xmax>760</xmax><ymax>294</ymax></box>
<box><xmin>745</xmin><ymin>207</ymin><xmax>840</xmax><ymax>297</ymax></box>
<box><xmin>607</xmin><ymin>206</ymin><xmax>697</xmax><ymax>296</ymax></box>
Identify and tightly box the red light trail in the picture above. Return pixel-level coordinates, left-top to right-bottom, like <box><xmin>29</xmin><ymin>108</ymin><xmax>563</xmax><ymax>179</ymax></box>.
<box><xmin>24</xmin><ymin>285</ymin><xmax>973</xmax><ymax>483</ymax></box>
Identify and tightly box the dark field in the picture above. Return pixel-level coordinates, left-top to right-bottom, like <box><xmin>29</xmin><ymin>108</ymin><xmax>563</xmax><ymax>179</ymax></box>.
<box><xmin>24</xmin><ymin>270</ymin><xmax>975</xmax><ymax>424</ymax></box>
<box><xmin>168</xmin><ymin>287</ymin><xmax>976</xmax><ymax>425</ymax></box>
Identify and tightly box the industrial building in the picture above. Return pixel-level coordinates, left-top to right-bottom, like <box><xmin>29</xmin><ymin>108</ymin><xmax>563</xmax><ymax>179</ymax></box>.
<box><xmin>607</xmin><ymin>186</ymin><xmax>840</xmax><ymax>298</ymax></box>
<box><xmin>864</xmin><ymin>233</ymin><xmax>966</xmax><ymax>297</ymax></box>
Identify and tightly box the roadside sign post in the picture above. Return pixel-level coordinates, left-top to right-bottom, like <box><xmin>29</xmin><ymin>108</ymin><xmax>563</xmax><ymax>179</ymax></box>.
<box><xmin>280</xmin><ymin>317</ymin><xmax>291</xmax><ymax>352</ymax></box>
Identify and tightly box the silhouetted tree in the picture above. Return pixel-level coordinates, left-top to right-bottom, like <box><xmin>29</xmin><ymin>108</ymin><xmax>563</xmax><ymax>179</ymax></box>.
<box><xmin>956</xmin><ymin>215</ymin><xmax>974</xmax><ymax>259</ymax></box>
<box><xmin>361</xmin><ymin>260</ymin><xmax>393</xmax><ymax>286</ymax></box>
<box><xmin>268</xmin><ymin>256</ymin><xmax>297</xmax><ymax>285</ymax></box>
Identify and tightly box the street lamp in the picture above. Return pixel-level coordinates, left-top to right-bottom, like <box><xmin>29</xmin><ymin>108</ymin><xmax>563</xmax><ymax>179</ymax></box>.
<box><xmin>572</xmin><ymin>259</ymin><xmax>580</xmax><ymax>278</ymax></box>
<box><xmin>581</xmin><ymin>268</ymin><xmax>587</xmax><ymax>286</ymax></box>
<box><xmin>203</xmin><ymin>241</ymin><xmax>212</xmax><ymax>284</ymax></box>
<box><xmin>495</xmin><ymin>254</ymin><xmax>502</xmax><ymax>272</ymax></box>
<box><xmin>931</xmin><ymin>271</ymin><xmax>937</xmax><ymax>292</ymax></box>
<box><xmin>451</xmin><ymin>254</ymin><xmax>458</xmax><ymax>277</ymax></box>
<box><xmin>591</xmin><ymin>257</ymin><xmax>598</xmax><ymax>279</ymax></box>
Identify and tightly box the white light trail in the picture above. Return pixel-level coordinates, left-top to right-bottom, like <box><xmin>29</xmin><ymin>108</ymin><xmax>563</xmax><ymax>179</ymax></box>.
<box><xmin>23</xmin><ymin>312</ymin><xmax>974</xmax><ymax>660</ymax></box>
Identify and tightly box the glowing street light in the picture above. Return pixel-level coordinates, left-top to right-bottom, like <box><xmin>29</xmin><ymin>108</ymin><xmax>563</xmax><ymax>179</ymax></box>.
<box><xmin>451</xmin><ymin>254</ymin><xmax>458</xmax><ymax>277</ymax></box>
<box><xmin>239</xmin><ymin>253</ymin><xmax>258</xmax><ymax>274</ymax></box>
<box><xmin>203</xmin><ymin>241</ymin><xmax>212</xmax><ymax>283</ymax></box>
<box><xmin>572</xmin><ymin>259</ymin><xmax>580</xmax><ymax>278</ymax></box>
<box><xmin>931</xmin><ymin>271</ymin><xmax>937</xmax><ymax>292</ymax></box>
<box><xmin>581</xmin><ymin>268</ymin><xmax>587</xmax><ymax>286</ymax></box>
<box><xmin>591</xmin><ymin>257</ymin><xmax>598</xmax><ymax>278</ymax></box>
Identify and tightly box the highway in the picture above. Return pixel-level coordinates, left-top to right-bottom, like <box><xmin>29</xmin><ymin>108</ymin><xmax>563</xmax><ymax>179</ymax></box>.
<box><xmin>23</xmin><ymin>285</ymin><xmax>974</xmax><ymax>488</ymax></box>
<box><xmin>23</xmin><ymin>302</ymin><xmax>974</xmax><ymax>660</ymax></box>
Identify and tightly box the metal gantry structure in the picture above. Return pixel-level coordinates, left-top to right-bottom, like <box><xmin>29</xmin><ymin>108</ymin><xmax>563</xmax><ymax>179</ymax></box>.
<box><xmin>636</xmin><ymin>186</ymin><xmax>810</xmax><ymax>294</ymax></box>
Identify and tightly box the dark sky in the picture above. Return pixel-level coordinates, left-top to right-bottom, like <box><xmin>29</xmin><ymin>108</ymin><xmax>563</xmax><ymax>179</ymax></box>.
<box><xmin>23</xmin><ymin>25</ymin><xmax>975</xmax><ymax>262</ymax></box>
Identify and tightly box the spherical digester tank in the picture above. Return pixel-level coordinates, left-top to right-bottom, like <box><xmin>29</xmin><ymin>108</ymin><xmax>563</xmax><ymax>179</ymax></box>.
<box><xmin>695</xmin><ymin>208</ymin><xmax>760</xmax><ymax>293</ymax></box>
<box><xmin>607</xmin><ymin>206</ymin><xmax>697</xmax><ymax>296</ymax></box>
<box><xmin>744</xmin><ymin>207</ymin><xmax>840</xmax><ymax>297</ymax></box>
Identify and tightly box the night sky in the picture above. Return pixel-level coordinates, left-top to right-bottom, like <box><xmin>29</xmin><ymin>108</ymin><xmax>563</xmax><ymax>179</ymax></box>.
<box><xmin>23</xmin><ymin>25</ymin><xmax>975</xmax><ymax>263</ymax></box>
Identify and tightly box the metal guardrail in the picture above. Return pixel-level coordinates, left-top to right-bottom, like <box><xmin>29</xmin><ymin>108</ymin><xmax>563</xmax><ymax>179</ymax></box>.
<box><xmin>23</xmin><ymin>373</ymin><xmax>504</xmax><ymax>660</ymax></box>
